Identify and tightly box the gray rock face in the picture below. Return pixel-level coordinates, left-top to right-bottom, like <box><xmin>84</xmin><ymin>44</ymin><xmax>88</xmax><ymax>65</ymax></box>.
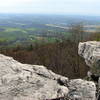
<box><xmin>78</xmin><ymin>41</ymin><xmax>100</xmax><ymax>68</ymax></box>
<box><xmin>0</xmin><ymin>54</ymin><xmax>96</xmax><ymax>100</ymax></box>
<box><xmin>68</xmin><ymin>79</ymin><xmax>96</xmax><ymax>100</ymax></box>
<box><xmin>0</xmin><ymin>54</ymin><xmax>69</xmax><ymax>100</ymax></box>
<box><xmin>78</xmin><ymin>41</ymin><xmax>100</xmax><ymax>100</ymax></box>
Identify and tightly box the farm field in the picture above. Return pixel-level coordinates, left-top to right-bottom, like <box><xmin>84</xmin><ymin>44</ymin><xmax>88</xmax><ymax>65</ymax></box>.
<box><xmin>0</xmin><ymin>14</ymin><xmax>100</xmax><ymax>48</ymax></box>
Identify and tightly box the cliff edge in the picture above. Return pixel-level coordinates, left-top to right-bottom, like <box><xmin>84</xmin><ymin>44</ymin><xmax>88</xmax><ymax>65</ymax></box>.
<box><xmin>0</xmin><ymin>41</ymin><xmax>98</xmax><ymax>100</ymax></box>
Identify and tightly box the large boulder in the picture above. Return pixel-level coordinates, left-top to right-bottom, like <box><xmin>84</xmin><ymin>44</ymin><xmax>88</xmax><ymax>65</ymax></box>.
<box><xmin>0</xmin><ymin>54</ymin><xmax>69</xmax><ymax>100</ymax></box>
<box><xmin>0</xmin><ymin>54</ymin><xmax>96</xmax><ymax>100</ymax></box>
<box><xmin>78</xmin><ymin>41</ymin><xmax>100</xmax><ymax>73</ymax></box>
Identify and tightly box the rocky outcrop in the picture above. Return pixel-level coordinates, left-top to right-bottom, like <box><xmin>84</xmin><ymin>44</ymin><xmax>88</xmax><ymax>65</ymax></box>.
<box><xmin>0</xmin><ymin>54</ymin><xmax>69</xmax><ymax>100</ymax></box>
<box><xmin>0</xmin><ymin>54</ymin><xmax>96</xmax><ymax>100</ymax></box>
<box><xmin>78</xmin><ymin>41</ymin><xmax>100</xmax><ymax>100</ymax></box>
<box><xmin>78</xmin><ymin>41</ymin><xmax>100</xmax><ymax>68</ymax></box>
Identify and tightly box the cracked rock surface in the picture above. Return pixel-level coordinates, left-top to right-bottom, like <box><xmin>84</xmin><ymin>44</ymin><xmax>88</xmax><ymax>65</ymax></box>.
<box><xmin>78</xmin><ymin>41</ymin><xmax>100</xmax><ymax>68</ymax></box>
<box><xmin>0</xmin><ymin>54</ymin><xmax>69</xmax><ymax>100</ymax></box>
<box><xmin>68</xmin><ymin>79</ymin><xmax>96</xmax><ymax>100</ymax></box>
<box><xmin>0</xmin><ymin>54</ymin><xmax>96</xmax><ymax>100</ymax></box>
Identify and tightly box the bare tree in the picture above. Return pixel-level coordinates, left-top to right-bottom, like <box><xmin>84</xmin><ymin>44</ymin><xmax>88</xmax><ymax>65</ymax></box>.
<box><xmin>68</xmin><ymin>23</ymin><xmax>85</xmax><ymax>75</ymax></box>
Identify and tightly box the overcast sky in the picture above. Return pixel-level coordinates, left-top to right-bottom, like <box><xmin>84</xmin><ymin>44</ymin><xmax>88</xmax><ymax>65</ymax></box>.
<box><xmin>0</xmin><ymin>0</ymin><xmax>99</xmax><ymax>15</ymax></box>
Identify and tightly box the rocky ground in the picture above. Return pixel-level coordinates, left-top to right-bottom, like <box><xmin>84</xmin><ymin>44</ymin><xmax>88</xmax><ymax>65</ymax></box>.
<box><xmin>0</xmin><ymin>41</ymin><xmax>99</xmax><ymax>100</ymax></box>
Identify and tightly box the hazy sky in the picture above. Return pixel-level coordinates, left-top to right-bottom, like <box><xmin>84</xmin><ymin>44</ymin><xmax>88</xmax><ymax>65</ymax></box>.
<box><xmin>0</xmin><ymin>0</ymin><xmax>100</xmax><ymax>15</ymax></box>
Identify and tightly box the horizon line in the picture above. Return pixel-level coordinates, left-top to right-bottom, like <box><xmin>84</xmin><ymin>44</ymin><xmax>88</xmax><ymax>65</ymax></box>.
<box><xmin>0</xmin><ymin>12</ymin><xmax>100</xmax><ymax>17</ymax></box>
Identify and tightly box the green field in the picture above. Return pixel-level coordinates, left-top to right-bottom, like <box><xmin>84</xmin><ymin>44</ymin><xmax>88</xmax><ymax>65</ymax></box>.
<box><xmin>0</xmin><ymin>26</ymin><xmax>70</xmax><ymax>48</ymax></box>
<box><xmin>0</xmin><ymin>14</ymin><xmax>99</xmax><ymax>48</ymax></box>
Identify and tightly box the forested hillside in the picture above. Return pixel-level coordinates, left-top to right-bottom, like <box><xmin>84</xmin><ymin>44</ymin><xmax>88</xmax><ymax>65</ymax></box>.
<box><xmin>0</xmin><ymin>14</ymin><xmax>100</xmax><ymax>78</ymax></box>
